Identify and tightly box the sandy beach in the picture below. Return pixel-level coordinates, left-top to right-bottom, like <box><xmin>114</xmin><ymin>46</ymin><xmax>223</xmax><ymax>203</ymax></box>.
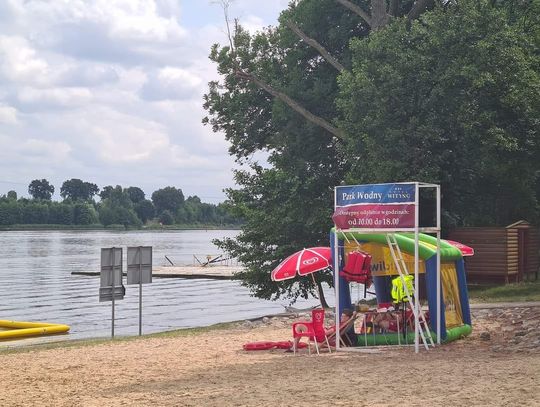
<box><xmin>1</xmin><ymin>305</ymin><xmax>539</xmax><ymax>407</ymax></box>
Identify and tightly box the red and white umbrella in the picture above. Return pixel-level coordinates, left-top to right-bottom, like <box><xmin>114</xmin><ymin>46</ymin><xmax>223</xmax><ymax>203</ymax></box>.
<box><xmin>271</xmin><ymin>247</ymin><xmax>332</xmax><ymax>281</ymax></box>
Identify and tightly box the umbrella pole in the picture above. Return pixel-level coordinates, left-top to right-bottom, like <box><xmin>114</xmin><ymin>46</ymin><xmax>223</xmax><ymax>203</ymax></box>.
<box><xmin>311</xmin><ymin>273</ymin><xmax>327</xmax><ymax>309</ymax></box>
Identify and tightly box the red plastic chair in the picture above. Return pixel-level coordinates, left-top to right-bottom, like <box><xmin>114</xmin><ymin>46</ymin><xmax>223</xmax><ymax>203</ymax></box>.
<box><xmin>292</xmin><ymin>309</ymin><xmax>331</xmax><ymax>355</ymax></box>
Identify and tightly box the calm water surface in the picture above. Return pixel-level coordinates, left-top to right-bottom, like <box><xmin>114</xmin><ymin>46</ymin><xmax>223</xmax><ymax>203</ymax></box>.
<box><xmin>0</xmin><ymin>230</ymin><xmax>328</xmax><ymax>341</ymax></box>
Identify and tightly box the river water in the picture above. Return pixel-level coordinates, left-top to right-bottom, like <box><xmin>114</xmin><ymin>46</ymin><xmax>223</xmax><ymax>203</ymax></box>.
<box><xmin>0</xmin><ymin>230</ymin><xmax>329</xmax><ymax>341</ymax></box>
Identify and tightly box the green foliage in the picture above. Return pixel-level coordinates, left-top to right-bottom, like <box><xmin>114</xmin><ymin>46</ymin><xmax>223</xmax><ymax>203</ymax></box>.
<box><xmin>468</xmin><ymin>281</ymin><xmax>540</xmax><ymax>302</ymax></box>
<box><xmin>338</xmin><ymin>0</ymin><xmax>540</xmax><ymax>226</ymax></box>
<box><xmin>21</xmin><ymin>203</ymin><xmax>49</xmax><ymax>224</ymax></box>
<box><xmin>0</xmin><ymin>202</ymin><xmax>21</xmax><ymax>225</ymax></box>
<box><xmin>28</xmin><ymin>179</ymin><xmax>55</xmax><ymax>200</ymax></box>
<box><xmin>126</xmin><ymin>186</ymin><xmax>145</xmax><ymax>203</ymax></box>
<box><xmin>6</xmin><ymin>191</ymin><xmax>17</xmax><ymax>201</ymax></box>
<box><xmin>108</xmin><ymin>186</ymin><xmax>134</xmax><ymax>208</ymax></box>
<box><xmin>98</xmin><ymin>205</ymin><xmax>141</xmax><ymax>227</ymax></box>
<box><xmin>204</xmin><ymin>0</ymin><xmax>540</xmax><ymax>303</ymax></box>
<box><xmin>48</xmin><ymin>202</ymin><xmax>74</xmax><ymax>225</ymax></box>
<box><xmin>99</xmin><ymin>185</ymin><xmax>114</xmax><ymax>201</ymax></box>
<box><xmin>203</xmin><ymin>0</ymin><xmax>367</xmax><ymax>302</ymax></box>
<box><xmin>97</xmin><ymin>186</ymin><xmax>141</xmax><ymax>227</ymax></box>
<box><xmin>73</xmin><ymin>203</ymin><xmax>99</xmax><ymax>225</ymax></box>
<box><xmin>134</xmin><ymin>199</ymin><xmax>155</xmax><ymax>224</ymax></box>
<box><xmin>0</xmin><ymin>181</ymin><xmax>241</xmax><ymax>227</ymax></box>
<box><xmin>159</xmin><ymin>209</ymin><xmax>174</xmax><ymax>225</ymax></box>
<box><xmin>151</xmin><ymin>186</ymin><xmax>185</xmax><ymax>214</ymax></box>
<box><xmin>60</xmin><ymin>179</ymin><xmax>99</xmax><ymax>201</ymax></box>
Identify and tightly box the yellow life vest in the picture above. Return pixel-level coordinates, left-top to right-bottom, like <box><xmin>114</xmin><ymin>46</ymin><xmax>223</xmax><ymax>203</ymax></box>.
<box><xmin>391</xmin><ymin>275</ymin><xmax>414</xmax><ymax>303</ymax></box>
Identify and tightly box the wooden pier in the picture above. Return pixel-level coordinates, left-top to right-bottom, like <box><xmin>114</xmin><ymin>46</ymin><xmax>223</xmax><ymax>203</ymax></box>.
<box><xmin>71</xmin><ymin>265</ymin><xmax>242</xmax><ymax>280</ymax></box>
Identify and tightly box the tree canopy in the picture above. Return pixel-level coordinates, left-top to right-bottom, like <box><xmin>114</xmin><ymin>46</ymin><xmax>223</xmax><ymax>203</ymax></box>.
<box><xmin>28</xmin><ymin>179</ymin><xmax>55</xmax><ymax>200</ymax></box>
<box><xmin>203</xmin><ymin>0</ymin><xmax>540</xmax><ymax>303</ymax></box>
<box><xmin>1</xmin><ymin>181</ymin><xmax>240</xmax><ymax>228</ymax></box>
<box><xmin>151</xmin><ymin>186</ymin><xmax>185</xmax><ymax>214</ymax></box>
<box><xmin>60</xmin><ymin>179</ymin><xmax>99</xmax><ymax>202</ymax></box>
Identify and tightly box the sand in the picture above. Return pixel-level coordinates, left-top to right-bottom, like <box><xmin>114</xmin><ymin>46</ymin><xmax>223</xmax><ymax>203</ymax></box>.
<box><xmin>0</xmin><ymin>307</ymin><xmax>539</xmax><ymax>407</ymax></box>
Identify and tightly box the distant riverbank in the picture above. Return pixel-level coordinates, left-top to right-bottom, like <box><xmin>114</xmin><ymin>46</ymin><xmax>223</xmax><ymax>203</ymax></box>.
<box><xmin>0</xmin><ymin>223</ymin><xmax>242</xmax><ymax>231</ymax></box>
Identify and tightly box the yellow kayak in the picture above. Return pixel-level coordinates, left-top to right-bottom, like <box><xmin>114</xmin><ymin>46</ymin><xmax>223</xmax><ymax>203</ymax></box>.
<box><xmin>0</xmin><ymin>320</ymin><xmax>70</xmax><ymax>340</ymax></box>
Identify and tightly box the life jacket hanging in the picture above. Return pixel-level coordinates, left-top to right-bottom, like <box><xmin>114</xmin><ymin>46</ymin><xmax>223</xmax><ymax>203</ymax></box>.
<box><xmin>340</xmin><ymin>251</ymin><xmax>372</xmax><ymax>284</ymax></box>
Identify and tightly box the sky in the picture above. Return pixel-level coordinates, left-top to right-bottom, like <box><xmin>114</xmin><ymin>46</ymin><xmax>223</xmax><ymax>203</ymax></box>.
<box><xmin>0</xmin><ymin>0</ymin><xmax>289</xmax><ymax>203</ymax></box>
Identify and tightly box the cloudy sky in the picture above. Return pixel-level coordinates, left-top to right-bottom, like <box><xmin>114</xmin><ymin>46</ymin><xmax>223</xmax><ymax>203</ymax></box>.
<box><xmin>0</xmin><ymin>0</ymin><xmax>288</xmax><ymax>203</ymax></box>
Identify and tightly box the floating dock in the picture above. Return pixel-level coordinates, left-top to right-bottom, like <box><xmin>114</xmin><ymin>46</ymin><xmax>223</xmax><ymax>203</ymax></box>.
<box><xmin>71</xmin><ymin>265</ymin><xmax>242</xmax><ymax>280</ymax></box>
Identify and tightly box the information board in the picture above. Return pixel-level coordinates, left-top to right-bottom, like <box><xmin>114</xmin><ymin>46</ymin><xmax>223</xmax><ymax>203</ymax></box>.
<box><xmin>332</xmin><ymin>183</ymin><xmax>416</xmax><ymax>230</ymax></box>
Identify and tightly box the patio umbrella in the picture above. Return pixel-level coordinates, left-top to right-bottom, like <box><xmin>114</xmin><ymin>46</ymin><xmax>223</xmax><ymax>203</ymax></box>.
<box><xmin>271</xmin><ymin>247</ymin><xmax>332</xmax><ymax>281</ymax></box>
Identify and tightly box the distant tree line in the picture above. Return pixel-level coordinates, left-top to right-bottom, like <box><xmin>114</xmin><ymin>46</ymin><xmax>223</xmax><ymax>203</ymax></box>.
<box><xmin>0</xmin><ymin>179</ymin><xmax>241</xmax><ymax>228</ymax></box>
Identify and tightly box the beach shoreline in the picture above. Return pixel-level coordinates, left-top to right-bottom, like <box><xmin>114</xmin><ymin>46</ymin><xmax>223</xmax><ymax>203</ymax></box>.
<box><xmin>0</xmin><ymin>305</ymin><xmax>539</xmax><ymax>406</ymax></box>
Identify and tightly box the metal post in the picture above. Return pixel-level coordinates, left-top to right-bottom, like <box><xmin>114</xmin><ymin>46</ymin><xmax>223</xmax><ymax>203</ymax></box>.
<box><xmin>436</xmin><ymin>186</ymin><xmax>441</xmax><ymax>344</ymax></box>
<box><xmin>138</xmin><ymin>247</ymin><xmax>143</xmax><ymax>336</ymax></box>
<box><xmin>334</xmin><ymin>188</ymin><xmax>341</xmax><ymax>350</ymax></box>
<box><xmin>111</xmin><ymin>247</ymin><xmax>115</xmax><ymax>339</ymax></box>
<box><xmin>414</xmin><ymin>183</ymin><xmax>420</xmax><ymax>353</ymax></box>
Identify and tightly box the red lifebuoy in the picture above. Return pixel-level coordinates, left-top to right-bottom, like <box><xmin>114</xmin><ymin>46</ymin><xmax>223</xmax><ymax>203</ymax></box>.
<box><xmin>243</xmin><ymin>341</ymin><xmax>276</xmax><ymax>351</ymax></box>
<box><xmin>242</xmin><ymin>340</ymin><xmax>309</xmax><ymax>351</ymax></box>
<box><xmin>274</xmin><ymin>340</ymin><xmax>293</xmax><ymax>349</ymax></box>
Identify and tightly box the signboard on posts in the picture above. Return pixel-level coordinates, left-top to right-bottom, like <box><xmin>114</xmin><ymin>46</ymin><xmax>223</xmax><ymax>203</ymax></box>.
<box><xmin>332</xmin><ymin>183</ymin><xmax>416</xmax><ymax>230</ymax></box>
<box><xmin>99</xmin><ymin>247</ymin><xmax>125</xmax><ymax>302</ymax></box>
<box><xmin>127</xmin><ymin>246</ymin><xmax>152</xmax><ymax>285</ymax></box>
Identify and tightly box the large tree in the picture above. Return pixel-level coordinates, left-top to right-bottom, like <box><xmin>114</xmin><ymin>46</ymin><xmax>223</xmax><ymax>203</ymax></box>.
<box><xmin>60</xmin><ymin>179</ymin><xmax>99</xmax><ymax>201</ymax></box>
<box><xmin>126</xmin><ymin>186</ymin><xmax>145</xmax><ymax>204</ymax></box>
<box><xmin>134</xmin><ymin>199</ymin><xmax>155</xmax><ymax>224</ymax></box>
<box><xmin>204</xmin><ymin>0</ymin><xmax>540</xmax><ymax>303</ymax></box>
<box><xmin>97</xmin><ymin>186</ymin><xmax>141</xmax><ymax>227</ymax></box>
<box><xmin>151</xmin><ymin>187</ymin><xmax>185</xmax><ymax>214</ymax></box>
<box><xmin>28</xmin><ymin>179</ymin><xmax>55</xmax><ymax>200</ymax></box>
<box><xmin>204</xmin><ymin>0</ymin><xmax>366</xmax><ymax>303</ymax></box>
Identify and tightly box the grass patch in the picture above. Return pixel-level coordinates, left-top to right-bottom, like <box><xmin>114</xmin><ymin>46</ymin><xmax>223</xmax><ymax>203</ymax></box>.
<box><xmin>468</xmin><ymin>280</ymin><xmax>540</xmax><ymax>303</ymax></box>
<box><xmin>0</xmin><ymin>321</ymin><xmax>238</xmax><ymax>355</ymax></box>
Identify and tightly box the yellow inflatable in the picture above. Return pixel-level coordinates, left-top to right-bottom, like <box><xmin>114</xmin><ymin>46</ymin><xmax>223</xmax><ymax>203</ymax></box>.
<box><xmin>0</xmin><ymin>320</ymin><xmax>70</xmax><ymax>340</ymax></box>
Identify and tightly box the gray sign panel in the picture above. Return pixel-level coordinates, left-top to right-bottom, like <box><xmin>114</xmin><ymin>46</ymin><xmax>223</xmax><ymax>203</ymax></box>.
<box><xmin>100</xmin><ymin>247</ymin><xmax>125</xmax><ymax>301</ymax></box>
<box><xmin>127</xmin><ymin>246</ymin><xmax>152</xmax><ymax>285</ymax></box>
<box><xmin>99</xmin><ymin>285</ymin><xmax>126</xmax><ymax>302</ymax></box>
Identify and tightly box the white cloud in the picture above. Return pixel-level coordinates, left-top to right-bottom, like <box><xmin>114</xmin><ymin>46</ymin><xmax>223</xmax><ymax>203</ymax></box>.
<box><xmin>56</xmin><ymin>64</ymin><xmax>120</xmax><ymax>87</ymax></box>
<box><xmin>16</xmin><ymin>87</ymin><xmax>93</xmax><ymax>110</ymax></box>
<box><xmin>0</xmin><ymin>35</ymin><xmax>49</xmax><ymax>85</ymax></box>
<box><xmin>0</xmin><ymin>0</ymin><xmax>284</xmax><ymax>202</ymax></box>
<box><xmin>15</xmin><ymin>138</ymin><xmax>72</xmax><ymax>161</ymax></box>
<box><xmin>140</xmin><ymin>67</ymin><xmax>202</xmax><ymax>101</ymax></box>
<box><xmin>0</xmin><ymin>104</ymin><xmax>18</xmax><ymax>124</ymax></box>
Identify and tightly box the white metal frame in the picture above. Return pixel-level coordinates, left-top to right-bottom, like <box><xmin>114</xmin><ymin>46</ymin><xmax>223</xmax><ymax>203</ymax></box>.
<box><xmin>333</xmin><ymin>182</ymin><xmax>441</xmax><ymax>353</ymax></box>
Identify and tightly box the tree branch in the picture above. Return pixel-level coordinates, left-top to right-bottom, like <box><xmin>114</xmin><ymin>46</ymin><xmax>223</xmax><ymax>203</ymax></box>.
<box><xmin>284</xmin><ymin>20</ymin><xmax>346</xmax><ymax>73</ymax></box>
<box><xmin>235</xmin><ymin>69</ymin><xmax>343</xmax><ymax>139</ymax></box>
<box><xmin>216</xmin><ymin>0</ymin><xmax>344</xmax><ymax>139</ymax></box>
<box><xmin>335</xmin><ymin>0</ymin><xmax>372</xmax><ymax>27</ymax></box>
<box><xmin>407</xmin><ymin>0</ymin><xmax>434</xmax><ymax>21</ymax></box>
